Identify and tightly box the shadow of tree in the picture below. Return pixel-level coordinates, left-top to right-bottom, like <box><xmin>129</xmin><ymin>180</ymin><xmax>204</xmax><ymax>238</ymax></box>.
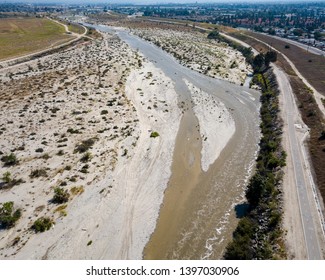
<box><xmin>234</xmin><ymin>203</ymin><xmax>249</xmax><ymax>219</ymax></box>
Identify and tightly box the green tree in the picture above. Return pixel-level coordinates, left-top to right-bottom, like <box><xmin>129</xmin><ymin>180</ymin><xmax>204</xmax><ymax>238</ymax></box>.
<box><xmin>252</xmin><ymin>54</ymin><xmax>265</xmax><ymax>73</ymax></box>
<box><xmin>265</xmin><ymin>51</ymin><xmax>277</xmax><ymax>67</ymax></box>
<box><xmin>246</xmin><ymin>173</ymin><xmax>265</xmax><ymax>208</ymax></box>
<box><xmin>314</xmin><ymin>31</ymin><xmax>323</xmax><ymax>41</ymax></box>
<box><xmin>0</xmin><ymin>201</ymin><xmax>21</xmax><ymax>229</ymax></box>
<box><xmin>207</xmin><ymin>30</ymin><xmax>220</xmax><ymax>40</ymax></box>
<box><xmin>293</xmin><ymin>28</ymin><xmax>303</xmax><ymax>37</ymax></box>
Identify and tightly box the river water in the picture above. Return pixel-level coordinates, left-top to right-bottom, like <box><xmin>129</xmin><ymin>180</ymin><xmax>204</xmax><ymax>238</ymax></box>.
<box><xmin>86</xmin><ymin>23</ymin><xmax>260</xmax><ymax>259</ymax></box>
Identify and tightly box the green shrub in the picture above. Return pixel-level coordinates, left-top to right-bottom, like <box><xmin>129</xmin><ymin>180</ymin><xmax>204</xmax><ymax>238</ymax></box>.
<box><xmin>1</xmin><ymin>153</ymin><xmax>18</xmax><ymax>166</ymax></box>
<box><xmin>150</xmin><ymin>131</ymin><xmax>160</xmax><ymax>138</ymax></box>
<box><xmin>52</xmin><ymin>187</ymin><xmax>70</xmax><ymax>204</ymax></box>
<box><xmin>1</xmin><ymin>172</ymin><xmax>24</xmax><ymax>189</ymax></box>
<box><xmin>2</xmin><ymin>171</ymin><xmax>12</xmax><ymax>183</ymax></box>
<box><xmin>32</xmin><ymin>217</ymin><xmax>53</xmax><ymax>232</ymax></box>
<box><xmin>0</xmin><ymin>201</ymin><xmax>21</xmax><ymax>229</ymax></box>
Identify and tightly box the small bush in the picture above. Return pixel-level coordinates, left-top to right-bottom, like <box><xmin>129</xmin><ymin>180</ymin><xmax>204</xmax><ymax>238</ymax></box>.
<box><xmin>52</xmin><ymin>187</ymin><xmax>70</xmax><ymax>204</ymax></box>
<box><xmin>80</xmin><ymin>152</ymin><xmax>92</xmax><ymax>163</ymax></box>
<box><xmin>64</xmin><ymin>165</ymin><xmax>72</xmax><ymax>171</ymax></box>
<box><xmin>41</xmin><ymin>153</ymin><xmax>50</xmax><ymax>160</ymax></box>
<box><xmin>150</xmin><ymin>131</ymin><xmax>160</xmax><ymax>138</ymax></box>
<box><xmin>0</xmin><ymin>201</ymin><xmax>21</xmax><ymax>229</ymax></box>
<box><xmin>2</xmin><ymin>171</ymin><xmax>12</xmax><ymax>183</ymax></box>
<box><xmin>67</xmin><ymin>127</ymin><xmax>80</xmax><ymax>134</ymax></box>
<box><xmin>1</xmin><ymin>153</ymin><xmax>18</xmax><ymax>166</ymax></box>
<box><xmin>1</xmin><ymin>172</ymin><xmax>24</xmax><ymax>189</ymax></box>
<box><xmin>100</xmin><ymin>110</ymin><xmax>108</xmax><ymax>115</ymax></box>
<box><xmin>35</xmin><ymin>148</ymin><xmax>44</xmax><ymax>153</ymax></box>
<box><xmin>74</xmin><ymin>138</ymin><xmax>97</xmax><ymax>153</ymax></box>
<box><xmin>70</xmin><ymin>186</ymin><xmax>84</xmax><ymax>196</ymax></box>
<box><xmin>32</xmin><ymin>217</ymin><xmax>53</xmax><ymax>232</ymax></box>
<box><xmin>30</xmin><ymin>169</ymin><xmax>48</xmax><ymax>178</ymax></box>
<box><xmin>57</xmin><ymin>150</ymin><xmax>64</xmax><ymax>156</ymax></box>
<box><xmin>54</xmin><ymin>204</ymin><xmax>67</xmax><ymax>217</ymax></box>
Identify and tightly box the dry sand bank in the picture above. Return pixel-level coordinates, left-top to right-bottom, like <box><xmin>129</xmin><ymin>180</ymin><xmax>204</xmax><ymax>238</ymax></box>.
<box><xmin>0</xmin><ymin>31</ymin><xmax>180</xmax><ymax>259</ymax></box>
<box><xmin>185</xmin><ymin>80</ymin><xmax>235</xmax><ymax>172</ymax></box>
<box><xmin>131</xmin><ymin>27</ymin><xmax>251</xmax><ymax>85</ymax></box>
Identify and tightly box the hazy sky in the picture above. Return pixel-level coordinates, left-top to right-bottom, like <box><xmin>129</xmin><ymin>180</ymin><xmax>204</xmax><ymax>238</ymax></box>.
<box><xmin>0</xmin><ymin>0</ymin><xmax>318</xmax><ymax>3</ymax></box>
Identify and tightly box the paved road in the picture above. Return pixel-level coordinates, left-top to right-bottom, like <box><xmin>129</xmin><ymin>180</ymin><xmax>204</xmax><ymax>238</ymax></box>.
<box><xmin>225</xmin><ymin>29</ymin><xmax>324</xmax><ymax>259</ymax></box>
<box><xmin>274</xmin><ymin>67</ymin><xmax>323</xmax><ymax>260</ymax></box>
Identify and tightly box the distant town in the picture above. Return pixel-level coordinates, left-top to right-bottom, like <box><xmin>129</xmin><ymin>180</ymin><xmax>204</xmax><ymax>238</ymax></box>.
<box><xmin>3</xmin><ymin>2</ymin><xmax>323</xmax><ymax>50</ymax></box>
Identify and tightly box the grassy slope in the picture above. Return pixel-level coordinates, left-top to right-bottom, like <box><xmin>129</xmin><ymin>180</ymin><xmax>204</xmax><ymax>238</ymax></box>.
<box><xmin>0</xmin><ymin>17</ymin><xmax>71</xmax><ymax>60</ymax></box>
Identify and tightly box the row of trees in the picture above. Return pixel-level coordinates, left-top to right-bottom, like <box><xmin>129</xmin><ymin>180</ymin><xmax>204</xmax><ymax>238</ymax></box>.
<box><xmin>208</xmin><ymin>31</ymin><xmax>286</xmax><ymax>259</ymax></box>
<box><xmin>224</xmin><ymin>68</ymin><xmax>286</xmax><ymax>259</ymax></box>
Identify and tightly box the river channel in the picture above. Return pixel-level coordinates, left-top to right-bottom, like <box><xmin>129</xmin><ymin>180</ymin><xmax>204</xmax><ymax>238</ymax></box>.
<box><xmin>87</xmin><ymin>24</ymin><xmax>260</xmax><ymax>259</ymax></box>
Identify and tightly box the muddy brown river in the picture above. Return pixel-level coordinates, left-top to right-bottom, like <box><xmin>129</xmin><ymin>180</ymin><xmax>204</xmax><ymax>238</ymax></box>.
<box><xmin>88</xmin><ymin>24</ymin><xmax>261</xmax><ymax>259</ymax></box>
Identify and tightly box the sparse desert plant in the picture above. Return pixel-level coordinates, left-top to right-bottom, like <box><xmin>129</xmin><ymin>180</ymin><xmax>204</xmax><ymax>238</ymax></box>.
<box><xmin>1</xmin><ymin>172</ymin><xmax>24</xmax><ymax>189</ymax></box>
<box><xmin>35</xmin><ymin>148</ymin><xmax>44</xmax><ymax>153</ymax></box>
<box><xmin>1</xmin><ymin>153</ymin><xmax>18</xmax><ymax>166</ymax></box>
<box><xmin>64</xmin><ymin>165</ymin><xmax>72</xmax><ymax>171</ymax></box>
<box><xmin>100</xmin><ymin>110</ymin><xmax>108</xmax><ymax>115</ymax></box>
<box><xmin>80</xmin><ymin>152</ymin><xmax>92</xmax><ymax>163</ymax></box>
<box><xmin>52</xmin><ymin>187</ymin><xmax>70</xmax><ymax>204</ymax></box>
<box><xmin>0</xmin><ymin>201</ymin><xmax>21</xmax><ymax>229</ymax></box>
<box><xmin>32</xmin><ymin>217</ymin><xmax>53</xmax><ymax>233</ymax></box>
<box><xmin>67</xmin><ymin>127</ymin><xmax>80</xmax><ymax>134</ymax></box>
<box><xmin>70</xmin><ymin>186</ymin><xmax>84</xmax><ymax>196</ymax></box>
<box><xmin>150</xmin><ymin>131</ymin><xmax>160</xmax><ymax>138</ymax></box>
<box><xmin>74</xmin><ymin>138</ymin><xmax>97</xmax><ymax>153</ymax></box>
<box><xmin>54</xmin><ymin>204</ymin><xmax>67</xmax><ymax>217</ymax></box>
<box><xmin>2</xmin><ymin>171</ymin><xmax>12</xmax><ymax>184</ymax></box>
<box><xmin>57</xmin><ymin>150</ymin><xmax>64</xmax><ymax>156</ymax></box>
<box><xmin>30</xmin><ymin>169</ymin><xmax>48</xmax><ymax>178</ymax></box>
<box><xmin>80</xmin><ymin>164</ymin><xmax>89</xmax><ymax>173</ymax></box>
<box><xmin>41</xmin><ymin>153</ymin><xmax>50</xmax><ymax>160</ymax></box>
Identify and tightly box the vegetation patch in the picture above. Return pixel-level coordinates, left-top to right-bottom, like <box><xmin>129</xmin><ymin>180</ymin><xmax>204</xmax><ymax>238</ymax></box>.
<box><xmin>1</xmin><ymin>153</ymin><xmax>18</xmax><ymax>166</ymax></box>
<box><xmin>52</xmin><ymin>187</ymin><xmax>70</xmax><ymax>204</ymax></box>
<box><xmin>30</xmin><ymin>168</ymin><xmax>48</xmax><ymax>178</ymax></box>
<box><xmin>70</xmin><ymin>186</ymin><xmax>84</xmax><ymax>196</ymax></box>
<box><xmin>1</xmin><ymin>171</ymin><xmax>24</xmax><ymax>189</ymax></box>
<box><xmin>74</xmin><ymin>138</ymin><xmax>97</xmax><ymax>153</ymax></box>
<box><xmin>0</xmin><ymin>201</ymin><xmax>21</xmax><ymax>229</ymax></box>
<box><xmin>224</xmin><ymin>67</ymin><xmax>286</xmax><ymax>259</ymax></box>
<box><xmin>54</xmin><ymin>204</ymin><xmax>67</xmax><ymax>217</ymax></box>
<box><xmin>32</xmin><ymin>217</ymin><xmax>53</xmax><ymax>233</ymax></box>
<box><xmin>150</xmin><ymin>131</ymin><xmax>160</xmax><ymax>138</ymax></box>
